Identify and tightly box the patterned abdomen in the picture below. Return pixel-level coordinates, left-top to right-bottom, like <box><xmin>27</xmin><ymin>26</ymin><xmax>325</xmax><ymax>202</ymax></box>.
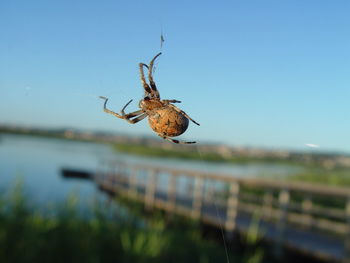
<box><xmin>148</xmin><ymin>108</ymin><xmax>189</xmax><ymax>137</ymax></box>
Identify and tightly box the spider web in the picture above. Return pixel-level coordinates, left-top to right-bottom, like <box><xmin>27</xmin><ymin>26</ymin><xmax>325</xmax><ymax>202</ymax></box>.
<box><xmin>196</xmin><ymin>147</ymin><xmax>231</xmax><ymax>263</ymax></box>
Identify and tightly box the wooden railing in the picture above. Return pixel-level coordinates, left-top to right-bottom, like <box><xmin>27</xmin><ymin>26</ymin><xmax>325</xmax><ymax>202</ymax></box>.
<box><xmin>95</xmin><ymin>161</ymin><xmax>350</xmax><ymax>262</ymax></box>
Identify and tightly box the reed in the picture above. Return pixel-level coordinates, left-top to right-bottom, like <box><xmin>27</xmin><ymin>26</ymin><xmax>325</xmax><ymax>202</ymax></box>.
<box><xmin>0</xmin><ymin>180</ymin><xmax>266</xmax><ymax>263</ymax></box>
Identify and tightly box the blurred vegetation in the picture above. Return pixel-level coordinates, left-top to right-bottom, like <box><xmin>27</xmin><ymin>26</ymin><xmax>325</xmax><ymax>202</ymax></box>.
<box><xmin>114</xmin><ymin>143</ymin><xmax>294</xmax><ymax>164</ymax></box>
<box><xmin>243</xmin><ymin>212</ymin><xmax>265</xmax><ymax>263</ymax></box>
<box><xmin>0</xmin><ymin>180</ymin><xmax>269</xmax><ymax>263</ymax></box>
<box><xmin>289</xmin><ymin>166</ymin><xmax>350</xmax><ymax>187</ymax></box>
<box><xmin>113</xmin><ymin>142</ymin><xmax>350</xmax><ymax>167</ymax></box>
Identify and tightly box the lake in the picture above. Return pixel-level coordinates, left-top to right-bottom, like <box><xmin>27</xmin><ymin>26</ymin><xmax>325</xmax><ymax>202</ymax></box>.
<box><xmin>0</xmin><ymin>134</ymin><xmax>302</xmax><ymax>204</ymax></box>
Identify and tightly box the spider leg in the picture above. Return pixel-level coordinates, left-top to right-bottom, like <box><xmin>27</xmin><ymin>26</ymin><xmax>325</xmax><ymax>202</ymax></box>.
<box><xmin>148</xmin><ymin>52</ymin><xmax>162</xmax><ymax>99</ymax></box>
<box><xmin>121</xmin><ymin>99</ymin><xmax>132</xmax><ymax>110</ymax></box>
<box><xmin>139</xmin><ymin>63</ymin><xmax>152</xmax><ymax>96</ymax></box>
<box><xmin>169</xmin><ymin>104</ymin><xmax>200</xmax><ymax>126</ymax></box>
<box><xmin>100</xmin><ymin>96</ymin><xmax>123</xmax><ymax>118</ymax></box>
<box><xmin>99</xmin><ymin>96</ymin><xmax>145</xmax><ymax>124</ymax></box>
<box><xmin>124</xmin><ymin>113</ymin><xmax>147</xmax><ymax>124</ymax></box>
<box><xmin>120</xmin><ymin>99</ymin><xmax>143</xmax><ymax>117</ymax></box>
<box><xmin>123</xmin><ymin>111</ymin><xmax>144</xmax><ymax>118</ymax></box>
<box><xmin>162</xmin><ymin>99</ymin><xmax>181</xmax><ymax>104</ymax></box>
<box><xmin>157</xmin><ymin>133</ymin><xmax>196</xmax><ymax>144</ymax></box>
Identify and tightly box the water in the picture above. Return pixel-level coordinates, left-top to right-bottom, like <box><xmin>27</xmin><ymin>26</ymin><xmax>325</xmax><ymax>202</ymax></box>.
<box><xmin>0</xmin><ymin>134</ymin><xmax>302</xmax><ymax>204</ymax></box>
<box><xmin>0</xmin><ymin>134</ymin><xmax>108</xmax><ymax>205</ymax></box>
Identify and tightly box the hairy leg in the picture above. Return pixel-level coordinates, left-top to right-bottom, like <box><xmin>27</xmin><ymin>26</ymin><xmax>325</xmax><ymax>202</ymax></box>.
<box><xmin>157</xmin><ymin>133</ymin><xmax>196</xmax><ymax>144</ymax></box>
<box><xmin>139</xmin><ymin>63</ymin><xmax>152</xmax><ymax>96</ymax></box>
<box><xmin>100</xmin><ymin>96</ymin><xmax>123</xmax><ymax>118</ymax></box>
<box><xmin>148</xmin><ymin>52</ymin><xmax>162</xmax><ymax>98</ymax></box>
<box><xmin>99</xmin><ymin>96</ymin><xmax>145</xmax><ymax>124</ymax></box>
<box><xmin>120</xmin><ymin>99</ymin><xmax>143</xmax><ymax>117</ymax></box>
<box><xmin>124</xmin><ymin>113</ymin><xmax>147</xmax><ymax>124</ymax></box>
<box><xmin>162</xmin><ymin>99</ymin><xmax>181</xmax><ymax>104</ymax></box>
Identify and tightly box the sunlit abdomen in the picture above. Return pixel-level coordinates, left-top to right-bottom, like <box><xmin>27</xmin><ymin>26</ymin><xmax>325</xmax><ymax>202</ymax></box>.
<box><xmin>148</xmin><ymin>108</ymin><xmax>189</xmax><ymax>137</ymax></box>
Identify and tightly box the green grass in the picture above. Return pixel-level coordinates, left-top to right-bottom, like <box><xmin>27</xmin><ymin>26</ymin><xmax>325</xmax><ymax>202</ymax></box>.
<box><xmin>0</xmin><ymin>180</ymin><xmax>267</xmax><ymax>263</ymax></box>
<box><xmin>289</xmin><ymin>166</ymin><xmax>350</xmax><ymax>186</ymax></box>
<box><xmin>114</xmin><ymin>143</ymin><xmax>296</xmax><ymax>165</ymax></box>
<box><xmin>114</xmin><ymin>143</ymin><xmax>222</xmax><ymax>162</ymax></box>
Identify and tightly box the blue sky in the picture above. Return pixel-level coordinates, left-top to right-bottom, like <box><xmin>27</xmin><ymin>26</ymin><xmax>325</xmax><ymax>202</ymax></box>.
<box><xmin>1</xmin><ymin>0</ymin><xmax>350</xmax><ymax>152</ymax></box>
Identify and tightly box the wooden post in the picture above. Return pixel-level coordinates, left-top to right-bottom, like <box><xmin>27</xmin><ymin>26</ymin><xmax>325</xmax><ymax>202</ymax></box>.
<box><xmin>262</xmin><ymin>190</ymin><xmax>273</xmax><ymax>220</ymax></box>
<box><xmin>109</xmin><ymin>162</ymin><xmax>117</xmax><ymax>187</ymax></box>
<box><xmin>117</xmin><ymin>162</ymin><xmax>126</xmax><ymax>186</ymax></box>
<box><xmin>344</xmin><ymin>197</ymin><xmax>350</xmax><ymax>263</ymax></box>
<box><xmin>225</xmin><ymin>181</ymin><xmax>240</xmax><ymax>232</ymax></box>
<box><xmin>205</xmin><ymin>182</ymin><xmax>214</xmax><ymax>204</ymax></box>
<box><xmin>186</xmin><ymin>181</ymin><xmax>194</xmax><ymax>198</ymax></box>
<box><xmin>301</xmin><ymin>195</ymin><xmax>313</xmax><ymax>229</ymax></box>
<box><xmin>128</xmin><ymin>167</ymin><xmax>138</xmax><ymax>198</ymax></box>
<box><xmin>274</xmin><ymin>189</ymin><xmax>290</xmax><ymax>258</ymax></box>
<box><xmin>107</xmin><ymin>164</ymin><xmax>115</xmax><ymax>187</ymax></box>
<box><xmin>145</xmin><ymin>169</ymin><xmax>157</xmax><ymax>210</ymax></box>
<box><xmin>166</xmin><ymin>172</ymin><xmax>177</xmax><ymax>212</ymax></box>
<box><xmin>192</xmin><ymin>176</ymin><xmax>203</xmax><ymax>219</ymax></box>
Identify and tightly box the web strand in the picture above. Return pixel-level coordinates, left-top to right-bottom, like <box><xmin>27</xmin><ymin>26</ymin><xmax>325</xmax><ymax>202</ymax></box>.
<box><xmin>197</xmin><ymin>148</ymin><xmax>230</xmax><ymax>263</ymax></box>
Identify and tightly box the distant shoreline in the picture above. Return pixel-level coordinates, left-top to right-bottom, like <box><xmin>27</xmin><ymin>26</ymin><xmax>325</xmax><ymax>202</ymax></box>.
<box><xmin>1</xmin><ymin>125</ymin><xmax>350</xmax><ymax>169</ymax></box>
<box><xmin>0</xmin><ymin>129</ymin><xmax>314</xmax><ymax>166</ymax></box>
<box><xmin>2</xmin><ymin>129</ymin><xmax>350</xmax><ymax>186</ymax></box>
<box><xmin>0</xmin><ymin>130</ymin><xmax>296</xmax><ymax>165</ymax></box>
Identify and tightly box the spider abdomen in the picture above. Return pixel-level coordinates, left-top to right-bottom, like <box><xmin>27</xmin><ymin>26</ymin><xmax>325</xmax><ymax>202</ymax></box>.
<box><xmin>148</xmin><ymin>108</ymin><xmax>189</xmax><ymax>137</ymax></box>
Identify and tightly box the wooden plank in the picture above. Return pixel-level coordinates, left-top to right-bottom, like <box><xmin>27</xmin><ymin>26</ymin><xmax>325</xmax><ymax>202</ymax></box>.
<box><xmin>263</xmin><ymin>190</ymin><xmax>274</xmax><ymax>220</ymax></box>
<box><xmin>274</xmin><ymin>189</ymin><xmax>290</xmax><ymax>258</ymax></box>
<box><xmin>165</xmin><ymin>172</ymin><xmax>177</xmax><ymax>212</ymax></box>
<box><xmin>192</xmin><ymin>177</ymin><xmax>203</xmax><ymax>218</ymax></box>
<box><xmin>128</xmin><ymin>167</ymin><xmax>138</xmax><ymax>198</ymax></box>
<box><xmin>238</xmin><ymin>201</ymin><xmax>347</xmax><ymax>235</ymax></box>
<box><xmin>344</xmin><ymin>198</ymin><xmax>350</xmax><ymax>263</ymax></box>
<box><xmin>301</xmin><ymin>196</ymin><xmax>313</xmax><ymax>229</ymax></box>
<box><xmin>225</xmin><ymin>182</ymin><xmax>240</xmax><ymax>231</ymax></box>
<box><xmin>145</xmin><ymin>169</ymin><xmax>157</xmax><ymax>210</ymax></box>
<box><xmin>123</xmin><ymin>162</ymin><xmax>350</xmax><ymax>198</ymax></box>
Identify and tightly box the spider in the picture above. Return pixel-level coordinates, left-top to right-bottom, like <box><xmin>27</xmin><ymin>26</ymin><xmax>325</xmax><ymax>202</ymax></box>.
<box><xmin>99</xmin><ymin>52</ymin><xmax>200</xmax><ymax>144</ymax></box>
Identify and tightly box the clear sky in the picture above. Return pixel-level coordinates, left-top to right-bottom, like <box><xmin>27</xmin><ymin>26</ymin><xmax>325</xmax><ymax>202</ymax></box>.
<box><xmin>1</xmin><ymin>0</ymin><xmax>350</xmax><ymax>153</ymax></box>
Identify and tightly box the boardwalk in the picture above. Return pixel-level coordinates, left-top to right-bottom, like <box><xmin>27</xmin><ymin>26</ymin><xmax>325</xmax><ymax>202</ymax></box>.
<box><xmin>95</xmin><ymin>161</ymin><xmax>350</xmax><ymax>262</ymax></box>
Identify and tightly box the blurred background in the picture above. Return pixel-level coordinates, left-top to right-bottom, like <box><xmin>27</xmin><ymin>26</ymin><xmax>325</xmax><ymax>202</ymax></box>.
<box><xmin>1</xmin><ymin>1</ymin><xmax>350</xmax><ymax>262</ymax></box>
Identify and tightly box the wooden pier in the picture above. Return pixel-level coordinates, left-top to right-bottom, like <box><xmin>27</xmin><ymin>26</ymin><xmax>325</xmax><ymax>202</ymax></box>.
<box><xmin>95</xmin><ymin>161</ymin><xmax>350</xmax><ymax>262</ymax></box>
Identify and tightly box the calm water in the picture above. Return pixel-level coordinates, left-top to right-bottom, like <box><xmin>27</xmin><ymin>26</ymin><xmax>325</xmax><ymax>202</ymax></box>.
<box><xmin>0</xmin><ymin>134</ymin><xmax>302</xmax><ymax>204</ymax></box>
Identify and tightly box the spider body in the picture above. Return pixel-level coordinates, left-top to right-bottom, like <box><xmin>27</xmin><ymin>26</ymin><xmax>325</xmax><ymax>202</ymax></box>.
<box><xmin>138</xmin><ymin>98</ymin><xmax>163</xmax><ymax>111</ymax></box>
<box><xmin>100</xmin><ymin>53</ymin><xmax>199</xmax><ymax>144</ymax></box>
<box><xmin>147</xmin><ymin>107</ymin><xmax>189</xmax><ymax>137</ymax></box>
